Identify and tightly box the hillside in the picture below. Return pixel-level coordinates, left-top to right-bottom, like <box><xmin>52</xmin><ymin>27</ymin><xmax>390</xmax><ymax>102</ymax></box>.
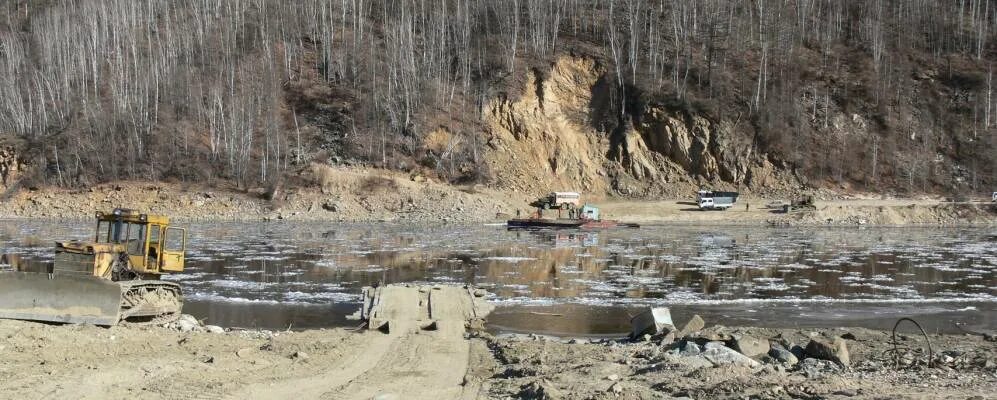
<box><xmin>0</xmin><ymin>0</ymin><xmax>995</xmax><ymax>200</ymax></box>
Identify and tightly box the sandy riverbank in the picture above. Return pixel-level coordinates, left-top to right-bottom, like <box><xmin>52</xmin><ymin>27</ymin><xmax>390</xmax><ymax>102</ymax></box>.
<box><xmin>598</xmin><ymin>198</ymin><xmax>997</xmax><ymax>226</ymax></box>
<box><xmin>0</xmin><ymin>165</ymin><xmax>994</xmax><ymax>225</ymax></box>
<box><xmin>0</xmin><ymin>315</ymin><xmax>994</xmax><ymax>399</ymax></box>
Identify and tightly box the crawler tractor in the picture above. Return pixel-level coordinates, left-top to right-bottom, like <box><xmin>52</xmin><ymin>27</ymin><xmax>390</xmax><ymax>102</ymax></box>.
<box><xmin>0</xmin><ymin>209</ymin><xmax>187</xmax><ymax>325</ymax></box>
<box><xmin>783</xmin><ymin>196</ymin><xmax>818</xmax><ymax>213</ymax></box>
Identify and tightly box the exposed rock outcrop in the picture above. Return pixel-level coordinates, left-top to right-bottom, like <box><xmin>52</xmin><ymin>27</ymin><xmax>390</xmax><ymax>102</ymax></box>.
<box><xmin>0</xmin><ymin>146</ymin><xmax>21</xmax><ymax>192</ymax></box>
<box><xmin>482</xmin><ymin>56</ymin><xmax>610</xmax><ymax>195</ymax></box>
<box><xmin>482</xmin><ymin>55</ymin><xmax>803</xmax><ymax>199</ymax></box>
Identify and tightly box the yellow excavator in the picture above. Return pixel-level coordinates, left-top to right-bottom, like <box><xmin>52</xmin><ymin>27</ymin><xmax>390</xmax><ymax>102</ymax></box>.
<box><xmin>0</xmin><ymin>208</ymin><xmax>187</xmax><ymax>325</ymax></box>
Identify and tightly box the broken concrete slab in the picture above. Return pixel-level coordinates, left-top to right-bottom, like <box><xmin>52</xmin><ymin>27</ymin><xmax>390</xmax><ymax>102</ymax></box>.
<box><xmin>729</xmin><ymin>334</ymin><xmax>769</xmax><ymax>358</ymax></box>
<box><xmin>701</xmin><ymin>346</ymin><xmax>762</xmax><ymax>368</ymax></box>
<box><xmin>677</xmin><ymin>314</ymin><xmax>705</xmax><ymax>337</ymax></box>
<box><xmin>805</xmin><ymin>337</ymin><xmax>850</xmax><ymax>367</ymax></box>
<box><xmin>630</xmin><ymin>307</ymin><xmax>674</xmax><ymax>339</ymax></box>
<box><xmin>703</xmin><ymin>341</ymin><xmax>727</xmax><ymax>350</ymax></box>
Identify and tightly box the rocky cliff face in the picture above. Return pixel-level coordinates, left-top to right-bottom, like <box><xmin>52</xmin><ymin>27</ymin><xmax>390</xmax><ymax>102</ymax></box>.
<box><xmin>482</xmin><ymin>57</ymin><xmax>611</xmax><ymax>195</ymax></box>
<box><xmin>482</xmin><ymin>55</ymin><xmax>801</xmax><ymax>198</ymax></box>
<box><xmin>0</xmin><ymin>146</ymin><xmax>21</xmax><ymax>192</ymax></box>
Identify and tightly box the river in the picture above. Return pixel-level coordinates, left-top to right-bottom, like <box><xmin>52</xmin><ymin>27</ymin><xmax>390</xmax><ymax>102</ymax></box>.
<box><xmin>1</xmin><ymin>220</ymin><xmax>994</xmax><ymax>335</ymax></box>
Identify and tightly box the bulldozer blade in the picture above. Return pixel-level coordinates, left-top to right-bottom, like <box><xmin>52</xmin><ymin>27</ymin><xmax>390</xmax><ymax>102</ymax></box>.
<box><xmin>0</xmin><ymin>271</ymin><xmax>122</xmax><ymax>326</ymax></box>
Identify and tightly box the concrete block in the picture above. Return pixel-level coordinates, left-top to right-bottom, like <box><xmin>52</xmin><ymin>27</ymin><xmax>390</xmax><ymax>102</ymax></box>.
<box><xmin>630</xmin><ymin>307</ymin><xmax>674</xmax><ymax>339</ymax></box>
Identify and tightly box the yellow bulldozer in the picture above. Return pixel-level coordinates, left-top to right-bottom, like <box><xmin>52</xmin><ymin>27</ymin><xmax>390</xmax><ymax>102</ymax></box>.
<box><xmin>0</xmin><ymin>208</ymin><xmax>187</xmax><ymax>325</ymax></box>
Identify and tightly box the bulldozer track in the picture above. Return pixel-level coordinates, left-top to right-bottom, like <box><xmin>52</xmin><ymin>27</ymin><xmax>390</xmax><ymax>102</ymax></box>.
<box><xmin>118</xmin><ymin>280</ymin><xmax>183</xmax><ymax>324</ymax></box>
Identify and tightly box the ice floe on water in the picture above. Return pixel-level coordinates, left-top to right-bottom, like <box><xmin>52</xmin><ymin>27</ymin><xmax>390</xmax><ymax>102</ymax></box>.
<box><xmin>2</xmin><ymin>221</ymin><xmax>995</xmax><ymax>310</ymax></box>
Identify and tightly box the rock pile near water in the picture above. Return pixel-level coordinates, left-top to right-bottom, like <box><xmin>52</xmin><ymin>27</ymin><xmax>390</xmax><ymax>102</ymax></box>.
<box><xmin>630</xmin><ymin>308</ymin><xmax>853</xmax><ymax>371</ymax></box>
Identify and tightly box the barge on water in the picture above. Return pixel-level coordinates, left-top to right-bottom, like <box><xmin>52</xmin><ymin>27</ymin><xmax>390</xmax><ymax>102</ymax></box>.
<box><xmin>507</xmin><ymin>204</ymin><xmax>639</xmax><ymax>230</ymax></box>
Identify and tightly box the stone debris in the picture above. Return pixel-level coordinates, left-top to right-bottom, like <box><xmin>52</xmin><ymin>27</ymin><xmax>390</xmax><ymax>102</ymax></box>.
<box><xmin>805</xmin><ymin>337</ymin><xmax>851</xmax><ymax>367</ymax></box>
<box><xmin>768</xmin><ymin>344</ymin><xmax>800</xmax><ymax>366</ymax></box>
<box><xmin>701</xmin><ymin>345</ymin><xmax>762</xmax><ymax>368</ymax></box>
<box><xmin>685</xmin><ymin>325</ymin><xmax>731</xmax><ymax>345</ymax></box>
<box><xmin>484</xmin><ymin>324</ymin><xmax>997</xmax><ymax>399</ymax></box>
<box><xmin>795</xmin><ymin>358</ymin><xmax>842</xmax><ymax>378</ymax></box>
<box><xmin>729</xmin><ymin>334</ymin><xmax>769</xmax><ymax>358</ymax></box>
<box><xmin>678</xmin><ymin>341</ymin><xmax>701</xmax><ymax>356</ymax></box>
<box><xmin>520</xmin><ymin>379</ymin><xmax>564</xmax><ymax>400</ymax></box>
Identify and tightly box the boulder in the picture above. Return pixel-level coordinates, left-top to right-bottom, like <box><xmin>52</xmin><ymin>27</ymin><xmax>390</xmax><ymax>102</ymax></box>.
<box><xmin>789</xmin><ymin>344</ymin><xmax>806</xmax><ymax>360</ymax></box>
<box><xmin>805</xmin><ymin>337</ymin><xmax>850</xmax><ymax>367</ymax></box>
<box><xmin>175</xmin><ymin>314</ymin><xmax>202</xmax><ymax>332</ymax></box>
<box><xmin>630</xmin><ymin>307</ymin><xmax>674</xmax><ymax>338</ymax></box>
<box><xmin>684</xmin><ymin>325</ymin><xmax>731</xmax><ymax>345</ymax></box>
<box><xmin>701</xmin><ymin>346</ymin><xmax>762</xmax><ymax>368</ymax></box>
<box><xmin>204</xmin><ymin>325</ymin><xmax>225</xmax><ymax>334</ymax></box>
<box><xmin>677</xmin><ymin>314</ymin><xmax>705</xmax><ymax>337</ymax></box>
<box><xmin>768</xmin><ymin>344</ymin><xmax>799</xmax><ymax>365</ymax></box>
<box><xmin>729</xmin><ymin>335</ymin><xmax>769</xmax><ymax>358</ymax></box>
<box><xmin>679</xmin><ymin>341</ymin><xmax>701</xmax><ymax>356</ymax></box>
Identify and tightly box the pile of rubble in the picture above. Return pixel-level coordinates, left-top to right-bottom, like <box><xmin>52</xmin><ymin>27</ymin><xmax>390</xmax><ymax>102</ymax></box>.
<box><xmin>630</xmin><ymin>307</ymin><xmax>851</xmax><ymax>374</ymax></box>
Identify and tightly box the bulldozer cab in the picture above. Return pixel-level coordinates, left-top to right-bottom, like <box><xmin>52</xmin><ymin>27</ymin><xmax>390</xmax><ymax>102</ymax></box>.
<box><xmin>94</xmin><ymin>209</ymin><xmax>186</xmax><ymax>274</ymax></box>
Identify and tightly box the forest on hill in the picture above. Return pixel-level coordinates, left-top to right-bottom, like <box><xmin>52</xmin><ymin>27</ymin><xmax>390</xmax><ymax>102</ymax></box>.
<box><xmin>0</xmin><ymin>0</ymin><xmax>994</xmax><ymax>196</ymax></box>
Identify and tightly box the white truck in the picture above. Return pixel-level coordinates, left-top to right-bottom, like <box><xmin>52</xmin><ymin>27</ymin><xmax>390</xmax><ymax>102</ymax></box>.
<box><xmin>697</xmin><ymin>190</ymin><xmax>738</xmax><ymax>211</ymax></box>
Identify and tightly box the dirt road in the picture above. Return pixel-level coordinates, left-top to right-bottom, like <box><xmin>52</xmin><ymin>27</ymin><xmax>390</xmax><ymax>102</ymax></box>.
<box><xmin>0</xmin><ymin>285</ymin><xmax>495</xmax><ymax>400</ymax></box>
<box><xmin>232</xmin><ymin>285</ymin><xmax>494</xmax><ymax>400</ymax></box>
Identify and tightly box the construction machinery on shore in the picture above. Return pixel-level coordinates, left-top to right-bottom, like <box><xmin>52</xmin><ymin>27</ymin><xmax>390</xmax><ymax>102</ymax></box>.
<box><xmin>783</xmin><ymin>196</ymin><xmax>817</xmax><ymax>213</ymax></box>
<box><xmin>0</xmin><ymin>208</ymin><xmax>187</xmax><ymax>325</ymax></box>
<box><xmin>509</xmin><ymin>192</ymin><xmax>639</xmax><ymax>229</ymax></box>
